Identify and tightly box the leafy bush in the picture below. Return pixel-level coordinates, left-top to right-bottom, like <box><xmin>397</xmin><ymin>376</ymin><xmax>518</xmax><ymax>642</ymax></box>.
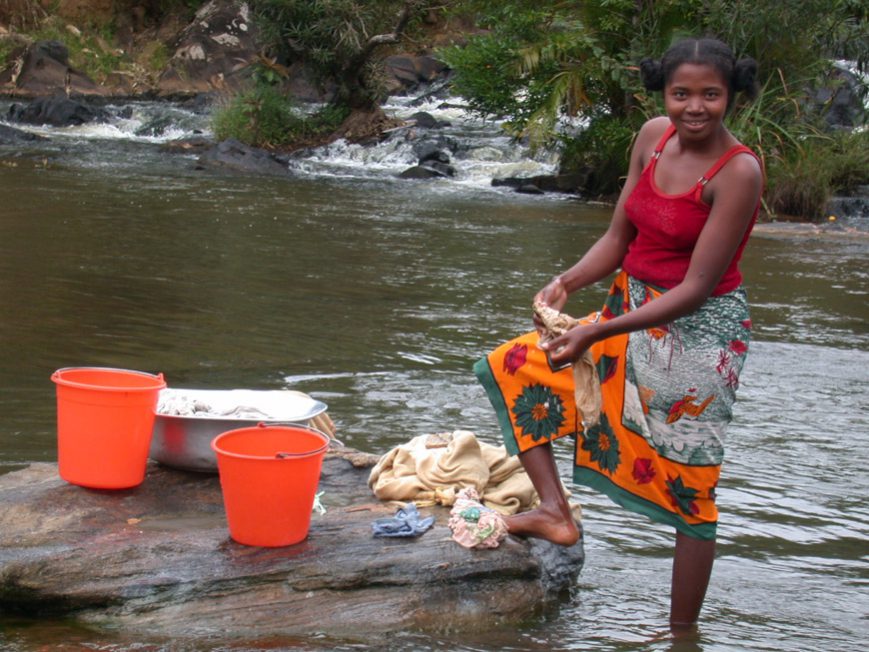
<box><xmin>765</xmin><ymin>128</ymin><xmax>869</xmax><ymax>220</ymax></box>
<box><xmin>559</xmin><ymin>113</ymin><xmax>639</xmax><ymax>196</ymax></box>
<box><xmin>212</xmin><ymin>84</ymin><xmax>302</xmax><ymax>147</ymax></box>
<box><xmin>212</xmin><ymin>81</ymin><xmax>350</xmax><ymax>149</ymax></box>
<box><xmin>826</xmin><ymin>128</ymin><xmax>869</xmax><ymax>193</ymax></box>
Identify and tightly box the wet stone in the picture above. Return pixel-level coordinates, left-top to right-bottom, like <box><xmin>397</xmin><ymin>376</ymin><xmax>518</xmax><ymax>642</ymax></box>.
<box><xmin>0</xmin><ymin>449</ymin><xmax>584</xmax><ymax>641</ymax></box>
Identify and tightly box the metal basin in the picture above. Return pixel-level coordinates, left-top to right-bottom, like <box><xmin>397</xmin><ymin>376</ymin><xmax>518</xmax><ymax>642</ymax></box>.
<box><xmin>149</xmin><ymin>389</ymin><xmax>328</xmax><ymax>473</ymax></box>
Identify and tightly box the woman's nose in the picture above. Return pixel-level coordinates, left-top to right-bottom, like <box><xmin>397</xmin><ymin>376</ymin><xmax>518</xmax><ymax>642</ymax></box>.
<box><xmin>686</xmin><ymin>97</ymin><xmax>703</xmax><ymax>112</ymax></box>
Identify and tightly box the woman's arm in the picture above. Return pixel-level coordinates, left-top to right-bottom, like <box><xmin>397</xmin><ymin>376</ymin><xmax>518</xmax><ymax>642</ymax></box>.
<box><xmin>544</xmin><ymin>150</ymin><xmax>762</xmax><ymax>364</ymax></box>
<box><xmin>534</xmin><ymin>117</ymin><xmax>670</xmax><ymax>312</ymax></box>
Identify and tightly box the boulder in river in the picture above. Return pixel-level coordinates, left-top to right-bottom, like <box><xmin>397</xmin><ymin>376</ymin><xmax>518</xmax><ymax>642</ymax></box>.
<box><xmin>197</xmin><ymin>138</ymin><xmax>290</xmax><ymax>176</ymax></box>
<box><xmin>6</xmin><ymin>93</ymin><xmax>110</xmax><ymax>127</ymax></box>
<box><xmin>0</xmin><ymin>448</ymin><xmax>584</xmax><ymax>641</ymax></box>
<box><xmin>492</xmin><ymin>170</ymin><xmax>593</xmax><ymax>196</ymax></box>
<box><xmin>0</xmin><ymin>123</ymin><xmax>47</xmax><ymax>144</ymax></box>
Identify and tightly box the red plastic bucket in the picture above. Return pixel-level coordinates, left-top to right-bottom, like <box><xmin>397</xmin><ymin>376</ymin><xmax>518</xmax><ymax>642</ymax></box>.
<box><xmin>51</xmin><ymin>367</ymin><xmax>166</xmax><ymax>489</ymax></box>
<box><xmin>211</xmin><ymin>423</ymin><xmax>329</xmax><ymax>547</ymax></box>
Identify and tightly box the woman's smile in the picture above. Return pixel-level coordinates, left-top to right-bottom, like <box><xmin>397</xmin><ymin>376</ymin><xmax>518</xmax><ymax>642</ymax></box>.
<box><xmin>664</xmin><ymin>63</ymin><xmax>729</xmax><ymax>142</ymax></box>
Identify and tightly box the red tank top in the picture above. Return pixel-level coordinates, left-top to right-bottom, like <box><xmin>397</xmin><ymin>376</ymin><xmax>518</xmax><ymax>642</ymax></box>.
<box><xmin>622</xmin><ymin>124</ymin><xmax>760</xmax><ymax>295</ymax></box>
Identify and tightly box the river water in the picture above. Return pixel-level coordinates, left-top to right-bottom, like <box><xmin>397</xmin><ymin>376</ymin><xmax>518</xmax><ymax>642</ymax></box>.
<box><xmin>0</xmin><ymin>97</ymin><xmax>867</xmax><ymax>651</ymax></box>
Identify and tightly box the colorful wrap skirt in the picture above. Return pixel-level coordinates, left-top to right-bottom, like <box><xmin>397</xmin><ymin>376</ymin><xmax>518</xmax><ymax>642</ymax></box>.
<box><xmin>473</xmin><ymin>271</ymin><xmax>751</xmax><ymax>540</ymax></box>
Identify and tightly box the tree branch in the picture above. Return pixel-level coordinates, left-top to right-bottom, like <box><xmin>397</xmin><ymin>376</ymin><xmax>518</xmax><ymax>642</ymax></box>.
<box><xmin>357</xmin><ymin>1</ymin><xmax>415</xmax><ymax>63</ymax></box>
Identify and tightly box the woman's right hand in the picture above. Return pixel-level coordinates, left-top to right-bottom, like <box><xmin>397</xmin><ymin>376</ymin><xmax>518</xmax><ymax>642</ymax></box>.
<box><xmin>533</xmin><ymin>276</ymin><xmax>569</xmax><ymax>332</ymax></box>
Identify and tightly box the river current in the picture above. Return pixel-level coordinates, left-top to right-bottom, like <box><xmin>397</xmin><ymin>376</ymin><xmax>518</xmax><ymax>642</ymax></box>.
<box><xmin>0</xmin><ymin>96</ymin><xmax>866</xmax><ymax>651</ymax></box>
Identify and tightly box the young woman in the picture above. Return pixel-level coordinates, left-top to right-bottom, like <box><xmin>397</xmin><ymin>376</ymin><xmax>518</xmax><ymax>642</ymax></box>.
<box><xmin>474</xmin><ymin>37</ymin><xmax>763</xmax><ymax>629</ymax></box>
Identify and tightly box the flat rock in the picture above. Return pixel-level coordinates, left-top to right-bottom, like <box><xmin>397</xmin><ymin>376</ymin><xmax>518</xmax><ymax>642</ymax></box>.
<box><xmin>0</xmin><ymin>448</ymin><xmax>584</xmax><ymax>642</ymax></box>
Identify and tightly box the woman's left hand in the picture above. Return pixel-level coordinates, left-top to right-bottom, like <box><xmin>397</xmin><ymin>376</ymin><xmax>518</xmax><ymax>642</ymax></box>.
<box><xmin>540</xmin><ymin>323</ymin><xmax>599</xmax><ymax>365</ymax></box>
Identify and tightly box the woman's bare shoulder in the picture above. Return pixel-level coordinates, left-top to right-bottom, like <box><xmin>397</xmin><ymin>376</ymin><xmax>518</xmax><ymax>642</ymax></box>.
<box><xmin>638</xmin><ymin>116</ymin><xmax>671</xmax><ymax>140</ymax></box>
<box><xmin>632</xmin><ymin>117</ymin><xmax>671</xmax><ymax>158</ymax></box>
<box><xmin>722</xmin><ymin>150</ymin><xmax>763</xmax><ymax>184</ymax></box>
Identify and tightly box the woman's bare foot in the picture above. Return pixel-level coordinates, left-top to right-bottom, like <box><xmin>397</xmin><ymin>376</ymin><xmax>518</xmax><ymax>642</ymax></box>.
<box><xmin>505</xmin><ymin>504</ymin><xmax>580</xmax><ymax>546</ymax></box>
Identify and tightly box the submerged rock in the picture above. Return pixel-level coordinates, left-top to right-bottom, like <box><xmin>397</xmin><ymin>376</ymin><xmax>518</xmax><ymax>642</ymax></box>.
<box><xmin>197</xmin><ymin>138</ymin><xmax>290</xmax><ymax>176</ymax></box>
<box><xmin>492</xmin><ymin>171</ymin><xmax>593</xmax><ymax>195</ymax></box>
<box><xmin>0</xmin><ymin>450</ymin><xmax>584</xmax><ymax>641</ymax></box>
<box><xmin>0</xmin><ymin>123</ymin><xmax>47</xmax><ymax>144</ymax></box>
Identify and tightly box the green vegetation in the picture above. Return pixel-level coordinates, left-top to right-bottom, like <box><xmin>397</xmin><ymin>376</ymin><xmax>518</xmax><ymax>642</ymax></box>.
<box><xmin>442</xmin><ymin>0</ymin><xmax>869</xmax><ymax>219</ymax></box>
<box><xmin>252</xmin><ymin>0</ymin><xmax>430</xmax><ymax>108</ymax></box>
<box><xmin>212</xmin><ymin>77</ymin><xmax>349</xmax><ymax>148</ymax></box>
<box><xmin>2</xmin><ymin>0</ymin><xmax>865</xmax><ymax>220</ymax></box>
<box><xmin>210</xmin><ymin>1</ymin><xmax>434</xmax><ymax>150</ymax></box>
<box><xmin>765</xmin><ymin>129</ymin><xmax>869</xmax><ymax>220</ymax></box>
<box><xmin>32</xmin><ymin>16</ymin><xmax>124</xmax><ymax>82</ymax></box>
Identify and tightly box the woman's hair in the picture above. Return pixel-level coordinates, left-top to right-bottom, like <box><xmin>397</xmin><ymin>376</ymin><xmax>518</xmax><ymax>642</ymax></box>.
<box><xmin>639</xmin><ymin>38</ymin><xmax>758</xmax><ymax>108</ymax></box>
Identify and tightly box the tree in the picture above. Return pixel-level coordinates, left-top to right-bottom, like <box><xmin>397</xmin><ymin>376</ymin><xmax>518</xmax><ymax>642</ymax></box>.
<box><xmin>242</xmin><ymin>0</ymin><xmax>438</xmax><ymax>147</ymax></box>
<box><xmin>442</xmin><ymin>0</ymin><xmax>869</xmax><ymax>209</ymax></box>
<box><xmin>254</xmin><ymin>0</ymin><xmax>425</xmax><ymax>110</ymax></box>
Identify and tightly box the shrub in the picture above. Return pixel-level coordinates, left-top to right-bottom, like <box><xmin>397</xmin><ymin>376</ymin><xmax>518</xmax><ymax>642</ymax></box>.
<box><xmin>559</xmin><ymin>113</ymin><xmax>639</xmax><ymax>196</ymax></box>
<box><xmin>764</xmin><ymin>128</ymin><xmax>869</xmax><ymax>221</ymax></box>
<box><xmin>212</xmin><ymin>84</ymin><xmax>301</xmax><ymax>147</ymax></box>
<box><xmin>212</xmin><ymin>82</ymin><xmax>351</xmax><ymax>149</ymax></box>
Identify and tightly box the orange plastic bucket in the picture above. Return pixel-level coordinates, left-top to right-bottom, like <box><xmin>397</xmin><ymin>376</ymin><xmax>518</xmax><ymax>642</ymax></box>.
<box><xmin>51</xmin><ymin>367</ymin><xmax>166</xmax><ymax>489</ymax></box>
<box><xmin>211</xmin><ymin>423</ymin><xmax>329</xmax><ymax>547</ymax></box>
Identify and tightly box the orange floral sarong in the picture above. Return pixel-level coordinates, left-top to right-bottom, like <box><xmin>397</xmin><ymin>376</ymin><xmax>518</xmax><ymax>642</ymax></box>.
<box><xmin>474</xmin><ymin>271</ymin><xmax>752</xmax><ymax>540</ymax></box>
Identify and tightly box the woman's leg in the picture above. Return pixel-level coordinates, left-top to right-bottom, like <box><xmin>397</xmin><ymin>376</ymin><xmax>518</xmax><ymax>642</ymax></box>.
<box><xmin>504</xmin><ymin>442</ymin><xmax>580</xmax><ymax>546</ymax></box>
<box><xmin>670</xmin><ymin>531</ymin><xmax>715</xmax><ymax>629</ymax></box>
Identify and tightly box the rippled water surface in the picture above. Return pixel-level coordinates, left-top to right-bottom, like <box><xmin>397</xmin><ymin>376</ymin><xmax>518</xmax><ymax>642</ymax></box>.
<box><xmin>0</xmin><ymin>101</ymin><xmax>867</xmax><ymax>651</ymax></box>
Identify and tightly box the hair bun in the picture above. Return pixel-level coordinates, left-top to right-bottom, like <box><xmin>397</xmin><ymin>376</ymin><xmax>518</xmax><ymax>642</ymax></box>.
<box><xmin>733</xmin><ymin>57</ymin><xmax>759</xmax><ymax>99</ymax></box>
<box><xmin>639</xmin><ymin>57</ymin><xmax>665</xmax><ymax>92</ymax></box>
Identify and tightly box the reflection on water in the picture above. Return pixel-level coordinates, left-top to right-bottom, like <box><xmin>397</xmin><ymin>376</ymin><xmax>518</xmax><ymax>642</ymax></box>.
<box><xmin>0</xmin><ymin>120</ymin><xmax>867</xmax><ymax>651</ymax></box>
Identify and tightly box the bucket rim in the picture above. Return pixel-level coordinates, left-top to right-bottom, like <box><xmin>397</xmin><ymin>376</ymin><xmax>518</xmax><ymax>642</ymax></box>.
<box><xmin>52</xmin><ymin>366</ymin><xmax>166</xmax><ymax>391</ymax></box>
<box><xmin>211</xmin><ymin>422</ymin><xmax>330</xmax><ymax>460</ymax></box>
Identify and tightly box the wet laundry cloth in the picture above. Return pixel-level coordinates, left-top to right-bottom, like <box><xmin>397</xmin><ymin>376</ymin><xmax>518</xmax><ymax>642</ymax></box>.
<box><xmin>533</xmin><ymin>299</ymin><xmax>602</xmax><ymax>431</ymax></box>
<box><xmin>368</xmin><ymin>430</ymin><xmax>549</xmax><ymax>515</ymax></box>
<box><xmin>448</xmin><ymin>488</ymin><xmax>509</xmax><ymax>549</ymax></box>
<box><xmin>371</xmin><ymin>503</ymin><xmax>435</xmax><ymax>538</ymax></box>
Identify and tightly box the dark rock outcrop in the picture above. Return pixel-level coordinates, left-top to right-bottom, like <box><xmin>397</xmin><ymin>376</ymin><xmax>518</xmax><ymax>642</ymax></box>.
<box><xmin>196</xmin><ymin>138</ymin><xmax>290</xmax><ymax>176</ymax></box>
<box><xmin>0</xmin><ymin>123</ymin><xmax>47</xmax><ymax>143</ymax></box>
<box><xmin>399</xmin><ymin>146</ymin><xmax>457</xmax><ymax>179</ymax></box>
<box><xmin>826</xmin><ymin>185</ymin><xmax>869</xmax><ymax>229</ymax></box>
<box><xmin>384</xmin><ymin>55</ymin><xmax>450</xmax><ymax>95</ymax></box>
<box><xmin>6</xmin><ymin>93</ymin><xmax>110</xmax><ymax>127</ymax></box>
<box><xmin>812</xmin><ymin>64</ymin><xmax>867</xmax><ymax>129</ymax></box>
<box><xmin>408</xmin><ymin>110</ymin><xmax>450</xmax><ymax>129</ymax></box>
<box><xmin>492</xmin><ymin>170</ymin><xmax>593</xmax><ymax>195</ymax></box>
<box><xmin>156</xmin><ymin>0</ymin><xmax>260</xmax><ymax>98</ymax></box>
<box><xmin>0</xmin><ymin>450</ymin><xmax>584</xmax><ymax>641</ymax></box>
<box><xmin>0</xmin><ymin>39</ymin><xmax>105</xmax><ymax>97</ymax></box>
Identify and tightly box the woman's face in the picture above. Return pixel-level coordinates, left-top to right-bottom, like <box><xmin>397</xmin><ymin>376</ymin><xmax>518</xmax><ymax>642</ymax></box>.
<box><xmin>664</xmin><ymin>62</ymin><xmax>730</xmax><ymax>144</ymax></box>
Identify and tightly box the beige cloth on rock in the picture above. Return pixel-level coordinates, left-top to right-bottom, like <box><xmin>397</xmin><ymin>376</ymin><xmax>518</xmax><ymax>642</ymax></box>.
<box><xmin>368</xmin><ymin>430</ymin><xmax>549</xmax><ymax>515</ymax></box>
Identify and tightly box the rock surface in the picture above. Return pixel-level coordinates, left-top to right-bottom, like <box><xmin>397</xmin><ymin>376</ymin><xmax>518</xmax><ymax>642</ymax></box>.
<box><xmin>0</xmin><ymin>449</ymin><xmax>584</xmax><ymax>641</ymax></box>
<box><xmin>0</xmin><ymin>39</ymin><xmax>106</xmax><ymax>97</ymax></box>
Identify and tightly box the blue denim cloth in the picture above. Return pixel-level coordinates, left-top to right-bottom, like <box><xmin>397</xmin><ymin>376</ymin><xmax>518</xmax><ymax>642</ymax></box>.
<box><xmin>371</xmin><ymin>503</ymin><xmax>435</xmax><ymax>538</ymax></box>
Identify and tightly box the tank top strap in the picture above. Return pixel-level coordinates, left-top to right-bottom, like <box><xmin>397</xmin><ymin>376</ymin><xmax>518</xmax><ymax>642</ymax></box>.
<box><xmin>652</xmin><ymin>123</ymin><xmax>677</xmax><ymax>159</ymax></box>
<box><xmin>693</xmin><ymin>145</ymin><xmax>758</xmax><ymax>202</ymax></box>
